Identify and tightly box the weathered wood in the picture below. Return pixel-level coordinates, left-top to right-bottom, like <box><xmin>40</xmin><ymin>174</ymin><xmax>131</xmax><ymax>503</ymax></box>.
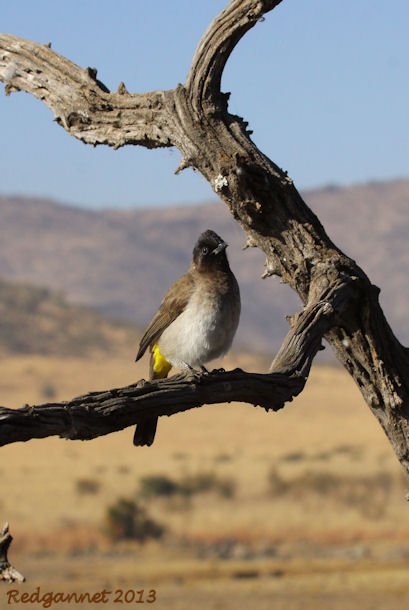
<box><xmin>0</xmin><ymin>524</ymin><xmax>25</xmax><ymax>583</ymax></box>
<box><xmin>1</xmin><ymin>0</ymin><xmax>409</xmax><ymax>475</ymax></box>
<box><xmin>0</xmin><ymin>292</ymin><xmax>344</xmax><ymax>446</ymax></box>
<box><xmin>0</xmin><ymin>34</ymin><xmax>174</xmax><ymax>149</ymax></box>
<box><xmin>0</xmin><ymin>370</ymin><xmax>301</xmax><ymax>445</ymax></box>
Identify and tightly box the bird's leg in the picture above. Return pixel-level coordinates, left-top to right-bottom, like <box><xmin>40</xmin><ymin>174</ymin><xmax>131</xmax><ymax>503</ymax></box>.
<box><xmin>183</xmin><ymin>362</ymin><xmax>196</xmax><ymax>373</ymax></box>
<box><xmin>182</xmin><ymin>362</ymin><xmax>209</xmax><ymax>375</ymax></box>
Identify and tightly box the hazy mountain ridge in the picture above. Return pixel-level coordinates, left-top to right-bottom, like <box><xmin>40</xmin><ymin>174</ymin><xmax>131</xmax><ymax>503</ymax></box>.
<box><xmin>0</xmin><ymin>178</ymin><xmax>408</xmax><ymax>354</ymax></box>
<box><xmin>0</xmin><ymin>277</ymin><xmax>137</xmax><ymax>356</ymax></box>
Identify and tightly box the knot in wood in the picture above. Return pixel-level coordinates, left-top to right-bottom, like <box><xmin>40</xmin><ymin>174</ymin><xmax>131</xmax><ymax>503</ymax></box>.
<box><xmin>66</xmin><ymin>111</ymin><xmax>91</xmax><ymax>128</ymax></box>
<box><xmin>321</xmin><ymin>301</ymin><xmax>334</xmax><ymax>317</ymax></box>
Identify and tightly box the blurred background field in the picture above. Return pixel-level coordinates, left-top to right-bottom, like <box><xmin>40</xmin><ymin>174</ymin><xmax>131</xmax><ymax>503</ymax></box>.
<box><xmin>1</xmin><ymin>346</ymin><xmax>409</xmax><ymax>609</ymax></box>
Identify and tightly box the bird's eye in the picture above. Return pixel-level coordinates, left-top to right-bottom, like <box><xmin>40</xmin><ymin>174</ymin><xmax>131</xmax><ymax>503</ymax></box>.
<box><xmin>202</xmin><ymin>246</ymin><xmax>209</xmax><ymax>255</ymax></box>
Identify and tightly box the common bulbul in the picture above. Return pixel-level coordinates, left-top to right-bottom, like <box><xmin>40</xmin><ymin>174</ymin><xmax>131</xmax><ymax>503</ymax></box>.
<box><xmin>134</xmin><ymin>229</ymin><xmax>241</xmax><ymax>446</ymax></box>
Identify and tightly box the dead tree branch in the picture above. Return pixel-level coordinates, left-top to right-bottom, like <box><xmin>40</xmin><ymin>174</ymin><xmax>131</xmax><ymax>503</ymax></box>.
<box><xmin>0</xmin><ymin>370</ymin><xmax>301</xmax><ymax>446</ymax></box>
<box><xmin>0</xmin><ymin>288</ymin><xmax>347</xmax><ymax>446</ymax></box>
<box><xmin>0</xmin><ymin>35</ymin><xmax>174</xmax><ymax>149</ymax></box>
<box><xmin>1</xmin><ymin>1</ymin><xmax>409</xmax><ymax>474</ymax></box>
<box><xmin>0</xmin><ymin>524</ymin><xmax>25</xmax><ymax>583</ymax></box>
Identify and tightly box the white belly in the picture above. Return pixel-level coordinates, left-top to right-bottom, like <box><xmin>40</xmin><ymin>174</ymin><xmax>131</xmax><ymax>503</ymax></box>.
<box><xmin>158</xmin><ymin>288</ymin><xmax>240</xmax><ymax>369</ymax></box>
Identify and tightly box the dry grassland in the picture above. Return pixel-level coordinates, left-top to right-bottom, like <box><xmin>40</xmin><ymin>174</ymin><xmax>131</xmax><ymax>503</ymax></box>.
<box><xmin>1</xmin><ymin>350</ymin><xmax>409</xmax><ymax>608</ymax></box>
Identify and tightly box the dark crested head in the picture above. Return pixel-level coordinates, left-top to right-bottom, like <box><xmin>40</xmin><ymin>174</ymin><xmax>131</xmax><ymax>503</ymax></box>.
<box><xmin>192</xmin><ymin>229</ymin><xmax>229</xmax><ymax>271</ymax></box>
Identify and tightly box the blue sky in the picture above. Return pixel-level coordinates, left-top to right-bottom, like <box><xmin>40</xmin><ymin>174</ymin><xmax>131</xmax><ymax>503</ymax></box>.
<box><xmin>1</xmin><ymin>0</ymin><xmax>408</xmax><ymax>208</ymax></box>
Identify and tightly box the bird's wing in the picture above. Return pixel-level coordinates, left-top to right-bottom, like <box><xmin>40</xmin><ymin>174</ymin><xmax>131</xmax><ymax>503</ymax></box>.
<box><xmin>135</xmin><ymin>272</ymin><xmax>195</xmax><ymax>361</ymax></box>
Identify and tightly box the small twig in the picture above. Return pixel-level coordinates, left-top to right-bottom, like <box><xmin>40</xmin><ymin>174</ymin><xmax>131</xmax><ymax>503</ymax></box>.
<box><xmin>0</xmin><ymin>524</ymin><xmax>25</xmax><ymax>583</ymax></box>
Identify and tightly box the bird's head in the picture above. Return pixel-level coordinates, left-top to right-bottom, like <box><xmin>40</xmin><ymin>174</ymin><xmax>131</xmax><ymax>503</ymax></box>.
<box><xmin>193</xmin><ymin>229</ymin><xmax>229</xmax><ymax>272</ymax></box>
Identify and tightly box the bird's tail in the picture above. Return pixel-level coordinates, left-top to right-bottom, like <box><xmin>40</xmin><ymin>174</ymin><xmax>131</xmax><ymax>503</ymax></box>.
<box><xmin>133</xmin><ymin>344</ymin><xmax>172</xmax><ymax>447</ymax></box>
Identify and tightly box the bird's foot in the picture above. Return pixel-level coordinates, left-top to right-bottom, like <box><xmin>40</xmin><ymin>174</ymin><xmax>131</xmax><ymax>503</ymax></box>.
<box><xmin>182</xmin><ymin>363</ymin><xmax>211</xmax><ymax>376</ymax></box>
<box><xmin>201</xmin><ymin>366</ymin><xmax>225</xmax><ymax>375</ymax></box>
<box><xmin>183</xmin><ymin>362</ymin><xmax>196</xmax><ymax>373</ymax></box>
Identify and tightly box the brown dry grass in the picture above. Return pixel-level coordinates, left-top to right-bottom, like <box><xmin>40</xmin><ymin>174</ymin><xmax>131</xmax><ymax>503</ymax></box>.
<box><xmin>1</xmin><ymin>351</ymin><xmax>409</xmax><ymax>608</ymax></box>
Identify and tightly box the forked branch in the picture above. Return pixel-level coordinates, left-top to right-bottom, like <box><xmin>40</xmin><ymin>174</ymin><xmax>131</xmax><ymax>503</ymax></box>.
<box><xmin>1</xmin><ymin>1</ymin><xmax>409</xmax><ymax>475</ymax></box>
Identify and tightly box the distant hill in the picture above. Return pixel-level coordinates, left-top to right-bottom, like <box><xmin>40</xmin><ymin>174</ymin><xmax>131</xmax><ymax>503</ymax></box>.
<box><xmin>0</xmin><ymin>278</ymin><xmax>137</xmax><ymax>356</ymax></box>
<box><xmin>0</xmin><ymin>178</ymin><xmax>408</xmax><ymax>355</ymax></box>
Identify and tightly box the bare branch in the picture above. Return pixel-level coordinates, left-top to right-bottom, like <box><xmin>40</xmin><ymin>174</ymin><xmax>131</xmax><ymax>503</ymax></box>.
<box><xmin>270</xmin><ymin>276</ymin><xmax>355</xmax><ymax>375</ymax></box>
<box><xmin>186</xmin><ymin>0</ymin><xmax>283</xmax><ymax>109</ymax></box>
<box><xmin>0</xmin><ymin>34</ymin><xmax>175</xmax><ymax>149</ymax></box>
<box><xmin>0</xmin><ymin>291</ymin><xmax>346</xmax><ymax>447</ymax></box>
<box><xmin>0</xmin><ymin>370</ymin><xmax>302</xmax><ymax>446</ymax></box>
<box><xmin>1</xmin><ymin>2</ymin><xmax>409</xmax><ymax>476</ymax></box>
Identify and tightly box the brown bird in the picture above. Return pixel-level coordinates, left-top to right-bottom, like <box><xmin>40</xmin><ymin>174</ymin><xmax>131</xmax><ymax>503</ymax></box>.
<box><xmin>134</xmin><ymin>229</ymin><xmax>241</xmax><ymax>446</ymax></box>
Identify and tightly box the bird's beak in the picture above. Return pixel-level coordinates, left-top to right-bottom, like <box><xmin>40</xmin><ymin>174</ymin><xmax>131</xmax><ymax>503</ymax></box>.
<box><xmin>212</xmin><ymin>241</ymin><xmax>228</xmax><ymax>255</ymax></box>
